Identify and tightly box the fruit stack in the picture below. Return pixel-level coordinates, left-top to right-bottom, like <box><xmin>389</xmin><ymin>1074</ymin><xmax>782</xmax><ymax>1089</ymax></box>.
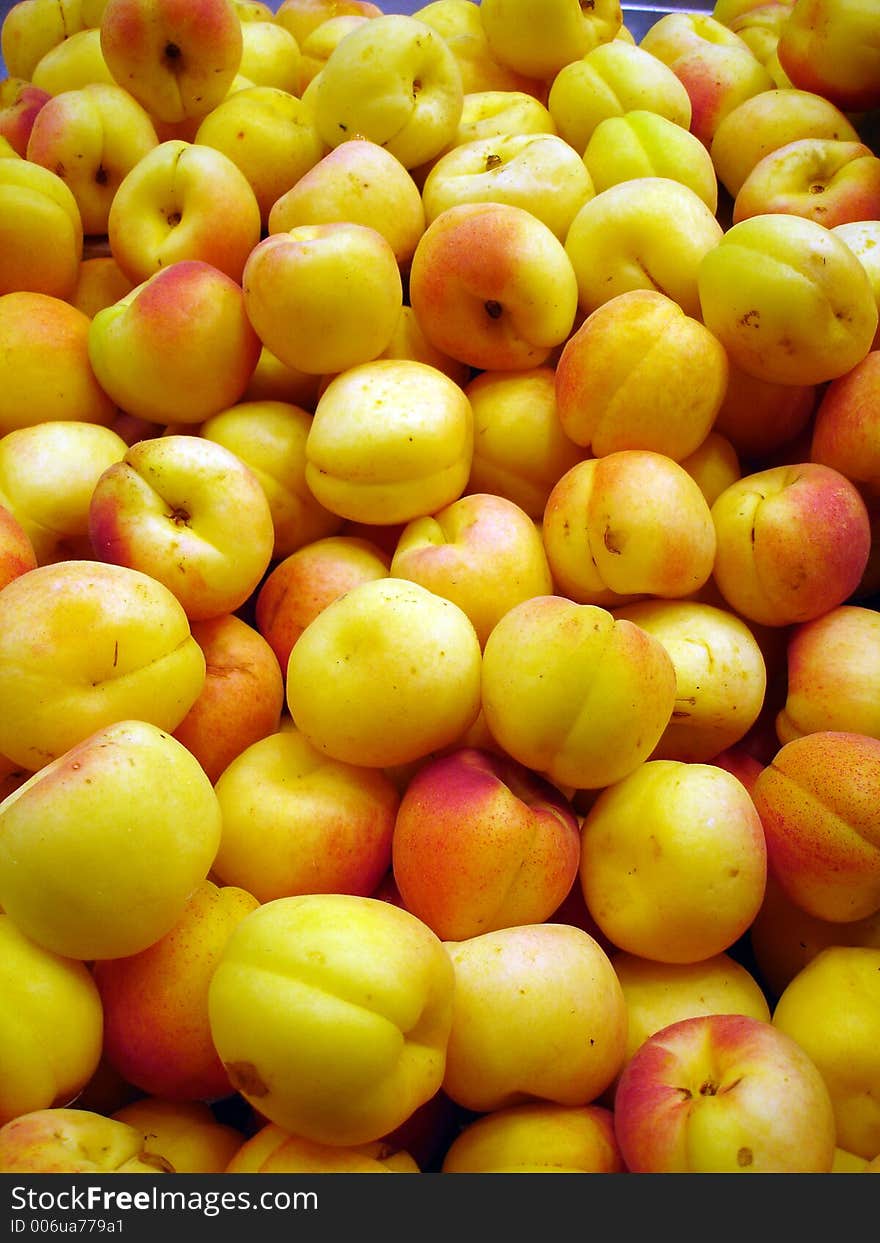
<box><xmin>0</xmin><ymin>0</ymin><xmax>879</xmax><ymax>1178</ymax></box>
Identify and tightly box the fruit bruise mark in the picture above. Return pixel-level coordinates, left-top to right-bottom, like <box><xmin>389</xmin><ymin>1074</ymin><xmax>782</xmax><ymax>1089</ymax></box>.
<box><xmin>225</xmin><ymin>1061</ymin><xmax>269</xmax><ymax>1096</ymax></box>
<box><xmin>671</xmin><ymin>695</ymin><xmax>697</xmax><ymax>719</ymax></box>
<box><xmin>603</xmin><ymin>526</ymin><xmax>624</xmax><ymax>554</ymax></box>
<box><xmin>207</xmin><ymin>660</ymin><xmax>254</xmax><ymax>680</ymax></box>
<box><xmin>137</xmin><ymin>1151</ymin><xmax>176</xmax><ymax>1173</ymax></box>
<box><xmin>740</xmin><ymin>309</ymin><xmax>760</xmax><ymax>328</ymax></box>
<box><xmin>737</xmin><ymin>1147</ymin><xmax>753</xmax><ymax>1167</ymax></box>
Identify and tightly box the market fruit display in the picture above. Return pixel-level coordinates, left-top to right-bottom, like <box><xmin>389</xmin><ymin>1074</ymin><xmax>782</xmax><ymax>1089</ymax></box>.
<box><xmin>0</xmin><ymin>0</ymin><xmax>879</xmax><ymax>1177</ymax></box>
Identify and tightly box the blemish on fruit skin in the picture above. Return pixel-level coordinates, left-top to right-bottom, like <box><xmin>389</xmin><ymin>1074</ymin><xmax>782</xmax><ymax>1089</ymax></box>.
<box><xmin>737</xmin><ymin>1146</ymin><xmax>754</xmax><ymax>1167</ymax></box>
<box><xmin>138</xmin><ymin>1151</ymin><xmax>175</xmax><ymax>1173</ymax></box>
<box><xmin>603</xmin><ymin>526</ymin><xmax>624</xmax><ymax>555</ymax></box>
<box><xmin>226</xmin><ymin>1061</ymin><xmax>269</xmax><ymax>1096</ymax></box>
